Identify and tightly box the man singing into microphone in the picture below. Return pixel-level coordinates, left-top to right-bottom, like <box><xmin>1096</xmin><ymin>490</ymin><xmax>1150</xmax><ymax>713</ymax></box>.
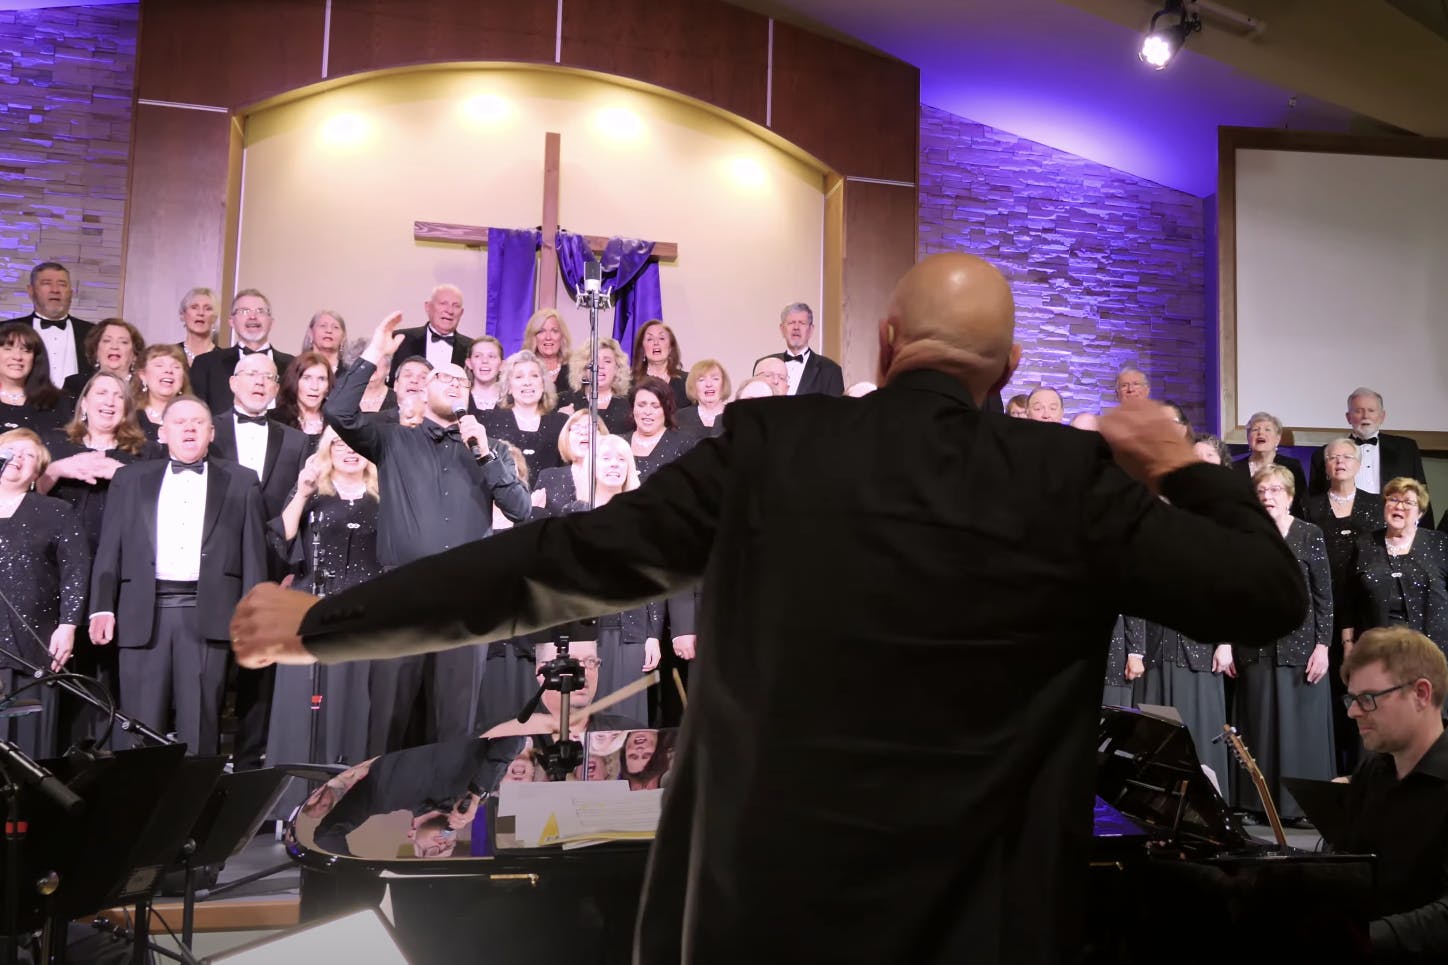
<box><xmin>325</xmin><ymin>312</ymin><xmax>531</xmax><ymax>752</ymax></box>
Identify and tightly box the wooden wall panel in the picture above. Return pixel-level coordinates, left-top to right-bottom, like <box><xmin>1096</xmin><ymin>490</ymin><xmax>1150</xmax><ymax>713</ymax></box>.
<box><xmin>327</xmin><ymin>0</ymin><xmax>556</xmax><ymax>78</ymax></box>
<box><xmin>839</xmin><ymin>180</ymin><xmax>917</xmax><ymax>386</ymax></box>
<box><xmin>770</xmin><ymin>23</ymin><xmax>918</xmax><ymax>182</ymax></box>
<box><xmin>559</xmin><ymin>0</ymin><xmax>769</xmax><ymax>126</ymax></box>
<box><xmin>121</xmin><ymin>105</ymin><xmax>232</xmax><ymax>345</ymax></box>
<box><xmin>137</xmin><ymin>0</ymin><xmax>324</xmax><ymax>107</ymax></box>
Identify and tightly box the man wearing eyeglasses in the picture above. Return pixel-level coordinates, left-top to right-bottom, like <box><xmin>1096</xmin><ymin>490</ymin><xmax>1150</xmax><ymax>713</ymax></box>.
<box><xmin>1339</xmin><ymin>625</ymin><xmax>1448</xmax><ymax>958</ymax></box>
<box><xmin>324</xmin><ymin>312</ymin><xmax>531</xmax><ymax>752</ymax></box>
<box><xmin>189</xmin><ymin>289</ymin><xmax>296</xmax><ymax>415</ymax></box>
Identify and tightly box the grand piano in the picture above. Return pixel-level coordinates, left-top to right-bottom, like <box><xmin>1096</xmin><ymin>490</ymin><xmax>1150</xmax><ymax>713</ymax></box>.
<box><xmin>287</xmin><ymin>710</ymin><xmax>1374</xmax><ymax>964</ymax></box>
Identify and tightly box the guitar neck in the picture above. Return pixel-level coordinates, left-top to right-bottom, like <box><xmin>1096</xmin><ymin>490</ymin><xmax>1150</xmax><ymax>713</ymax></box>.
<box><xmin>1250</xmin><ymin>768</ymin><xmax>1288</xmax><ymax>847</ymax></box>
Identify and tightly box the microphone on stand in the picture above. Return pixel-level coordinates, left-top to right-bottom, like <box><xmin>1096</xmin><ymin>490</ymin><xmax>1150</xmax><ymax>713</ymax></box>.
<box><xmin>584</xmin><ymin>258</ymin><xmax>602</xmax><ymax>294</ymax></box>
<box><xmin>451</xmin><ymin>403</ymin><xmax>490</xmax><ymax>462</ymax></box>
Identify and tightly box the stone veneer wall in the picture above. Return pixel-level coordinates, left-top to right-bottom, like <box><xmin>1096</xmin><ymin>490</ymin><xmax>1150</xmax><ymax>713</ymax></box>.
<box><xmin>0</xmin><ymin>3</ymin><xmax>137</xmax><ymax>320</ymax></box>
<box><xmin>919</xmin><ymin>103</ymin><xmax>1208</xmax><ymax>427</ymax></box>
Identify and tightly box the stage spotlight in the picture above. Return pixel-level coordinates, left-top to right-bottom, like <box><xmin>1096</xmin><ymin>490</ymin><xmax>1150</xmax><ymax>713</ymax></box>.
<box><xmin>1139</xmin><ymin>0</ymin><xmax>1202</xmax><ymax>70</ymax></box>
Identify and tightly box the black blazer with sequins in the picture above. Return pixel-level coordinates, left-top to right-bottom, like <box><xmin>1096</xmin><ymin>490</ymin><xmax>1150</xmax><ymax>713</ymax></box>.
<box><xmin>1352</xmin><ymin>527</ymin><xmax>1448</xmax><ymax>652</ymax></box>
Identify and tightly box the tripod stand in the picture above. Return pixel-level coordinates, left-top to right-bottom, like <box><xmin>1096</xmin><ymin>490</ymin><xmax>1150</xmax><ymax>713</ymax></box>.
<box><xmin>513</xmin><ymin>635</ymin><xmax>588</xmax><ymax>782</ymax></box>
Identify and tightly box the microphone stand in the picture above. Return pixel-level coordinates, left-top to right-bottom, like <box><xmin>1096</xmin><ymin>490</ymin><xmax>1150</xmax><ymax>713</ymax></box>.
<box><xmin>574</xmin><ymin>262</ymin><xmax>613</xmax><ymax>508</ymax></box>
<box><xmin>514</xmin><ymin>633</ymin><xmax>586</xmax><ymax>782</ymax></box>
<box><xmin>307</xmin><ymin>512</ymin><xmax>328</xmax><ymax>768</ymax></box>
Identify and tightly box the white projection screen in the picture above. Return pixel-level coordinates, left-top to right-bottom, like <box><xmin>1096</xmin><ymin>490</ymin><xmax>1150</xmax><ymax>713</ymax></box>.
<box><xmin>1220</xmin><ymin>129</ymin><xmax>1448</xmax><ymax>447</ymax></box>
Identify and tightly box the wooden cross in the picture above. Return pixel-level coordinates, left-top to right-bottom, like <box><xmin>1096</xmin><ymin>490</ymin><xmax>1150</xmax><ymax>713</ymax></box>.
<box><xmin>413</xmin><ymin>131</ymin><xmax>679</xmax><ymax>310</ymax></box>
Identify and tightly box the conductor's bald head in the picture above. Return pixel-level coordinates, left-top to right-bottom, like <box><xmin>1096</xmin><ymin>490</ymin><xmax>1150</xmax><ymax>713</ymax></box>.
<box><xmin>878</xmin><ymin>253</ymin><xmax>1019</xmax><ymax>407</ymax></box>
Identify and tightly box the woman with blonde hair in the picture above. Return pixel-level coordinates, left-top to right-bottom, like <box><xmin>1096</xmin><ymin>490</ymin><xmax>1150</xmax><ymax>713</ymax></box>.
<box><xmin>0</xmin><ymin>428</ymin><xmax>87</xmax><ymax>759</ymax></box>
<box><xmin>482</xmin><ymin>349</ymin><xmax>567</xmax><ymax>482</ymax></box>
<box><xmin>675</xmin><ymin>359</ymin><xmax>731</xmax><ymax>439</ymax></box>
<box><xmin>134</xmin><ymin>344</ymin><xmax>190</xmax><ymax>443</ymax></box>
<box><xmin>266</xmin><ymin>427</ymin><xmax>380</xmax><ymax>809</ymax></box>
<box><xmin>520</xmin><ymin>308</ymin><xmax>573</xmax><ymax>388</ymax></box>
<box><xmin>532</xmin><ymin>409</ymin><xmax>609</xmax><ymax>517</ymax></box>
<box><xmin>561</xmin><ymin>336</ymin><xmax>633</xmax><ymax>433</ymax></box>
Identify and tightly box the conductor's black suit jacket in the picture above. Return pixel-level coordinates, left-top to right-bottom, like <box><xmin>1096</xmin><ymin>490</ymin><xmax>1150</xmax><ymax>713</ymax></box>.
<box><xmin>297</xmin><ymin>368</ymin><xmax>1306</xmax><ymax>964</ymax></box>
<box><xmin>90</xmin><ymin>457</ymin><xmax>267</xmax><ymax>646</ymax></box>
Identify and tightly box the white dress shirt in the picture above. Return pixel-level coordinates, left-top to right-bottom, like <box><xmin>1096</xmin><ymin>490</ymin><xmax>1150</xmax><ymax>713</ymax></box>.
<box><xmin>424</xmin><ymin>325</ymin><xmax>456</xmax><ymax>371</ymax></box>
<box><xmin>32</xmin><ymin>315</ymin><xmax>78</xmax><ymax>385</ymax></box>
<box><xmin>231</xmin><ymin>411</ymin><xmax>269</xmax><ymax>482</ymax></box>
<box><xmin>1354</xmin><ymin>434</ymin><xmax>1381</xmax><ymax>493</ymax></box>
<box><xmin>155</xmin><ymin>462</ymin><xmax>208</xmax><ymax>581</ymax></box>
<box><xmin>784</xmin><ymin>347</ymin><xmax>811</xmax><ymax>396</ymax></box>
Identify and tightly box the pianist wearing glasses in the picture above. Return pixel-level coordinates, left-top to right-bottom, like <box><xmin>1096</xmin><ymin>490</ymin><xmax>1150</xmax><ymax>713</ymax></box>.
<box><xmin>1231</xmin><ymin>465</ymin><xmax>1336</xmax><ymax>822</ymax></box>
<box><xmin>1349</xmin><ymin>477</ymin><xmax>1448</xmax><ymax>657</ymax></box>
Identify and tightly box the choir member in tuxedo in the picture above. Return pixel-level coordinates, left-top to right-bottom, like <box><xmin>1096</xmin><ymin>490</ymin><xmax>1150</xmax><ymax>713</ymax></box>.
<box><xmin>1232</xmin><ymin>411</ymin><xmax>1307</xmax><ymax>517</ymax></box>
<box><xmin>1005</xmin><ymin>394</ymin><xmax>1028</xmax><ymax>418</ymax></box>
<box><xmin>675</xmin><ymin>359</ymin><xmax>729</xmax><ymax>440</ymax></box>
<box><xmin>60</xmin><ymin>318</ymin><xmax>143</xmax><ymax>399</ymax></box>
<box><xmin>3</xmin><ymin>262</ymin><xmax>92</xmax><ymax>387</ymax></box>
<box><xmin>177</xmin><ymin>286</ymin><xmax>218</xmax><ymax>366</ymax></box>
<box><xmin>299</xmin><ymin>310</ymin><xmax>347</xmax><ymax>375</ymax></box>
<box><xmin>272</xmin><ymin>351</ymin><xmax>333</xmax><ymax>453</ymax></box>
<box><xmin>560</xmin><ymin>435</ymin><xmax>660</xmax><ymax>725</ymax></box>
<box><xmin>631</xmin><ymin>321</ymin><xmax>689</xmax><ymax>407</ymax></box>
<box><xmin>265</xmin><ymin>430</ymin><xmax>379</xmax><ymax>813</ymax></box>
<box><xmin>1350</xmin><ymin>477</ymin><xmax>1448</xmax><ymax>655</ymax></box>
<box><xmin>1310</xmin><ymin>388</ymin><xmax>1431</xmax><ymax>525</ymax></box>
<box><xmin>324</xmin><ymin>312</ymin><xmax>530</xmax><ymax>753</ymax></box>
<box><xmin>1232</xmin><ymin>465</ymin><xmax>1336</xmax><ymax>820</ymax></box>
<box><xmin>188</xmin><ymin>289</ymin><xmax>295</xmax><ymax>415</ymax></box>
<box><xmin>1026</xmin><ymin>387</ymin><xmax>1064</xmax><ymax>423</ymax></box>
<box><xmin>772</xmin><ymin>302</ymin><xmax>843</xmax><ymax>397</ymax></box>
<box><xmin>624</xmin><ymin>375</ymin><xmax>695</xmax><ymax>479</ymax></box>
<box><xmin>0</xmin><ymin>321</ymin><xmax>70</xmax><ymax>436</ymax></box>
<box><xmin>531</xmin><ymin>409</ymin><xmax>608</xmax><ymax>517</ymax></box>
<box><xmin>210</xmin><ymin>352</ymin><xmax>310</xmax><ymax>768</ymax></box>
<box><xmin>1304</xmin><ymin>437</ymin><xmax>1385</xmax><ymax>770</ymax></box>
<box><xmin>481</xmin><ymin>350</ymin><xmax>568</xmax><ymax>484</ymax></box>
<box><xmin>386</xmin><ymin>284</ymin><xmax>471</xmax><ymax>384</ymax></box>
<box><xmin>37</xmin><ymin>373</ymin><xmax>154</xmax><ymax>744</ymax></box>
<box><xmin>1114</xmin><ymin>365</ymin><xmax>1150</xmax><ymax>402</ymax></box>
<box><xmin>0</xmin><ymin>429</ymin><xmax>88</xmax><ymax>759</ymax></box>
<box><xmin>560</xmin><ymin>336</ymin><xmax>633</xmax><ymax>433</ymax></box>
<box><xmin>464</xmin><ymin>336</ymin><xmax>504</xmax><ymax>414</ymax></box>
<box><xmin>751</xmin><ymin>356</ymin><xmax>788</xmax><ymax>396</ymax></box>
<box><xmin>234</xmin><ymin>253</ymin><xmax>1310</xmax><ymax>964</ymax></box>
<box><xmin>89</xmin><ymin>397</ymin><xmax>267</xmax><ymax>754</ymax></box>
<box><xmin>521</xmin><ymin>307</ymin><xmax>572</xmax><ymax>391</ymax></box>
<box><xmin>135</xmin><ymin>344</ymin><xmax>190</xmax><ymax>443</ymax></box>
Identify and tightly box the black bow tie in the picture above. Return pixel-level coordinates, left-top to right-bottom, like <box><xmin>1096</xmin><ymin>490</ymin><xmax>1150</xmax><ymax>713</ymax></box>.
<box><xmin>785</xmin><ymin>353</ymin><xmax>806</xmax><ymax>364</ymax></box>
<box><xmin>429</xmin><ymin>329</ymin><xmax>456</xmax><ymax>346</ymax></box>
<box><xmin>234</xmin><ymin>412</ymin><xmax>268</xmax><ymax>426</ymax></box>
<box><xmin>423</xmin><ymin>421</ymin><xmax>462</xmax><ymax>443</ymax></box>
<box><xmin>1352</xmin><ymin>435</ymin><xmax>1379</xmax><ymax>446</ymax></box>
<box><xmin>239</xmin><ymin>346</ymin><xmax>269</xmax><ymax>357</ymax></box>
<box><xmin>169</xmin><ymin>459</ymin><xmax>204</xmax><ymax>475</ymax></box>
<box><xmin>37</xmin><ymin>317</ymin><xmax>67</xmax><ymax>331</ymax></box>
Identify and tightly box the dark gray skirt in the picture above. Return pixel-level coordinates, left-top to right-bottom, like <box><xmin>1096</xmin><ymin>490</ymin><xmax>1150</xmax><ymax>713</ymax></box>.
<box><xmin>265</xmin><ymin>660</ymin><xmax>371</xmax><ymax>819</ymax></box>
<box><xmin>1231</xmin><ymin>662</ymin><xmax>1336</xmax><ymax>820</ymax></box>
<box><xmin>1133</xmin><ymin>662</ymin><xmax>1231</xmax><ymax>795</ymax></box>
<box><xmin>595</xmin><ymin>628</ymin><xmax>650</xmax><ymax>727</ymax></box>
<box><xmin>1101</xmin><ymin>684</ymin><xmax>1134</xmax><ymax>708</ymax></box>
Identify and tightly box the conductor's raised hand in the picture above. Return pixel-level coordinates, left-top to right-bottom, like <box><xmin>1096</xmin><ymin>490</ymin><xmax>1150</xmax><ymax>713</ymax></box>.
<box><xmin>230</xmin><ymin>582</ymin><xmax>321</xmax><ymax>669</ymax></box>
<box><xmin>1097</xmin><ymin>400</ymin><xmax>1197</xmax><ymax>495</ymax></box>
<box><xmin>364</xmin><ymin>311</ymin><xmax>406</xmax><ymax>364</ymax></box>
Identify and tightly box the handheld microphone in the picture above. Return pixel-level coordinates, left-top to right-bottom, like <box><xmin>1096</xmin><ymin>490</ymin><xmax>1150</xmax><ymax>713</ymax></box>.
<box><xmin>451</xmin><ymin>403</ymin><xmax>488</xmax><ymax>461</ymax></box>
<box><xmin>584</xmin><ymin>258</ymin><xmax>602</xmax><ymax>294</ymax></box>
<box><xmin>0</xmin><ymin>448</ymin><xmax>13</xmax><ymax>476</ymax></box>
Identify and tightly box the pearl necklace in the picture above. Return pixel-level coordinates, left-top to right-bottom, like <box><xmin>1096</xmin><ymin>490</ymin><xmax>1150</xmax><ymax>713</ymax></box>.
<box><xmin>1386</xmin><ymin>534</ymin><xmax>1414</xmax><ymax>556</ymax></box>
<box><xmin>1328</xmin><ymin>491</ymin><xmax>1354</xmax><ymax>504</ymax></box>
<box><xmin>0</xmin><ymin>388</ymin><xmax>23</xmax><ymax>405</ymax></box>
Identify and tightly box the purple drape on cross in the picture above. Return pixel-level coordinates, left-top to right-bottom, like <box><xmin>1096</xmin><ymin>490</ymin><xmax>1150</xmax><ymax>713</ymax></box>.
<box><xmin>555</xmin><ymin>231</ymin><xmax>664</xmax><ymax>354</ymax></box>
<box><xmin>485</xmin><ymin>227</ymin><xmax>541</xmax><ymax>354</ymax></box>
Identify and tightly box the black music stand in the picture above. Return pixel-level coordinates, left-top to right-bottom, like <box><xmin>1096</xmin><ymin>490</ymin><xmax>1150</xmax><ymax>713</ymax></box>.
<box><xmin>173</xmin><ymin>769</ymin><xmax>290</xmax><ymax>948</ymax></box>
<box><xmin>1</xmin><ymin>743</ymin><xmax>187</xmax><ymax>964</ymax></box>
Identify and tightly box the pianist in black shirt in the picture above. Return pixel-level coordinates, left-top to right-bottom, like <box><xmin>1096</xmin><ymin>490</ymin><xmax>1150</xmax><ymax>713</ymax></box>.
<box><xmin>1339</xmin><ymin>625</ymin><xmax>1448</xmax><ymax>959</ymax></box>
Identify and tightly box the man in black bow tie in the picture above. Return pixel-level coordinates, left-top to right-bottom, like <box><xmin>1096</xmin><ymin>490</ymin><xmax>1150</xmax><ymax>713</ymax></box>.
<box><xmin>328</xmin><ymin>312</ymin><xmax>529</xmax><ymax>751</ymax></box>
<box><xmin>3</xmin><ymin>261</ymin><xmax>93</xmax><ymax>387</ymax></box>
<box><xmin>189</xmin><ymin>289</ymin><xmax>296</xmax><ymax>415</ymax></box>
<box><xmin>770</xmin><ymin>302</ymin><xmax>843</xmax><ymax>397</ymax></box>
<box><xmin>387</xmin><ymin>283</ymin><xmax>474</xmax><ymax>386</ymax></box>
<box><xmin>88</xmin><ymin>396</ymin><xmax>266</xmax><ymax>753</ymax></box>
<box><xmin>1309</xmin><ymin>387</ymin><xmax>1431</xmax><ymax>526</ymax></box>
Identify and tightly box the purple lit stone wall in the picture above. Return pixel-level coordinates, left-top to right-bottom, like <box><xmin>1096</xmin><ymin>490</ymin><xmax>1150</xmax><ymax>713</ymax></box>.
<box><xmin>0</xmin><ymin>3</ymin><xmax>137</xmax><ymax>319</ymax></box>
<box><xmin>919</xmin><ymin>103</ymin><xmax>1209</xmax><ymax>428</ymax></box>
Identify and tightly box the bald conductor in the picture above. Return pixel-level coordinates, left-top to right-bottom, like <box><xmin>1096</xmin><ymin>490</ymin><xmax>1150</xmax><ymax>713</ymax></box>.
<box><xmin>232</xmin><ymin>253</ymin><xmax>1305</xmax><ymax>963</ymax></box>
